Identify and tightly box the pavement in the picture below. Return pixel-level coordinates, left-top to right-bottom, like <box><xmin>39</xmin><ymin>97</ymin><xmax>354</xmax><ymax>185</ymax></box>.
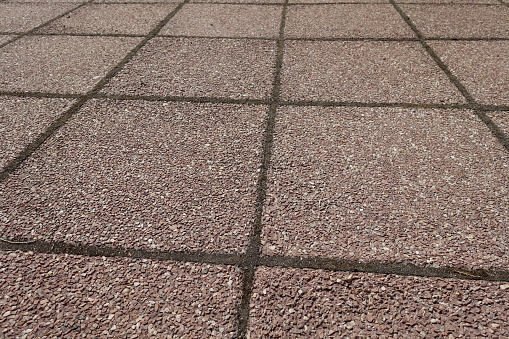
<box><xmin>0</xmin><ymin>0</ymin><xmax>508</xmax><ymax>337</ymax></box>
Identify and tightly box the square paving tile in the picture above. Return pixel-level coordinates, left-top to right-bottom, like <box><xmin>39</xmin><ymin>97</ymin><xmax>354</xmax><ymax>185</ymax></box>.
<box><xmin>401</xmin><ymin>5</ymin><xmax>509</xmax><ymax>38</ymax></box>
<box><xmin>0</xmin><ymin>251</ymin><xmax>241</xmax><ymax>337</ymax></box>
<box><xmin>159</xmin><ymin>4</ymin><xmax>282</xmax><ymax>38</ymax></box>
<box><xmin>38</xmin><ymin>4</ymin><xmax>178</xmax><ymax>35</ymax></box>
<box><xmin>0</xmin><ymin>36</ymin><xmax>141</xmax><ymax>94</ymax></box>
<box><xmin>487</xmin><ymin>111</ymin><xmax>509</xmax><ymax>136</ymax></box>
<box><xmin>284</xmin><ymin>5</ymin><xmax>413</xmax><ymax>38</ymax></box>
<box><xmin>0</xmin><ymin>3</ymin><xmax>76</xmax><ymax>33</ymax></box>
<box><xmin>262</xmin><ymin>106</ymin><xmax>509</xmax><ymax>269</ymax></box>
<box><xmin>430</xmin><ymin>41</ymin><xmax>509</xmax><ymax>105</ymax></box>
<box><xmin>103</xmin><ymin>38</ymin><xmax>277</xmax><ymax>100</ymax></box>
<box><xmin>249</xmin><ymin>267</ymin><xmax>509</xmax><ymax>337</ymax></box>
<box><xmin>0</xmin><ymin>99</ymin><xmax>266</xmax><ymax>253</ymax></box>
<box><xmin>281</xmin><ymin>41</ymin><xmax>464</xmax><ymax>104</ymax></box>
<box><xmin>0</xmin><ymin>96</ymin><xmax>74</xmax><ymax>168</ymax></box>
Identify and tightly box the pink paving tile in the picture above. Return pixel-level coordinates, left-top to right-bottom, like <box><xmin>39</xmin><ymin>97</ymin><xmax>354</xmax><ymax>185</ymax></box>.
<box><xmin>262</xmin><ymin>106</ymin><xmax>509</xmax><ymax>270</ymax></box>
<box><xmin>0</xmin><ymin>35</ymin><xmax>141</xmax><ymax>94</ymax></box>
<box><xmin>0</xmin><ymin>96</ymin><xmax>74</xmax><ymax>168</ymax></box>
<box><xmin>402</xmin><ymin>5</ymin><xmax>509</xmax><ymax>38</ymax></box>
<box><xmin>0</xmin><ymin>251</ymin><xmax>241</xmax><ymax>337</ymax></box>
<box><xmin>159</xmin><ymin>4</ymin><xmax>282</xmax><ymax>38</ymax></box>
<box><xmin>0</xmin><ymin>99</ymin><xmax>266</xmax><ymax>253</ymax></box>
<box><xmin>249</xmin><ymin>267</ymin><xmax>509</xmax><ymax>338</ymax></box>
<box><xmin>103</xmin><ymin>38</ymin><xmax>277</xmax><ymax>100</ymax></box>
<box><xmin>38</xmin><ymin>4</ymin><xmax>177</xmax><ymax>35</ymax></box>
<box><xmin>430</xmin><ymin>41</ymin><xmax>509</xmax><ymax>105</ymax></box>
<box><xmin>0</xmin><ymin>3</ymin><xmax>76</xmax><ymax>33</ymax></box>
<box><xmin>281</xmin><ymin>41</ymin><xmax>464</xmax><ymax>104</ymax></box>
<box><xmin>284</xmin><ymin>5</ymin><xmax>413</xmax><ymax>38</ymax></box>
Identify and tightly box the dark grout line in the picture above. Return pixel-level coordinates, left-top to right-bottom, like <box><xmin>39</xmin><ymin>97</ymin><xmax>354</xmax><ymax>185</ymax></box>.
<box><xmin>286</xmin><ymin>37</ymin><xmax>420</xmax><ymax>41</ymax></box>
<box><xmin>389</xmin><ymin>0</ymin><xmax>509</xmax><ymax>153</ymax></box>
<box><xmin>0</xmin><ymin>0</ymin><xmax>93</xmax><ymax>49</ymax></box>
<box><xmin>279</xmin><ymin>99</ymin><xmax>473</xmax><ymax>110</ymax></box>
<box><xmin>157</xmin><ymin>34</ymin><xmax>278</xmax><ymax>40</ymax></box>
<box><xmin>0</xmin><ymin>91</ymin><xmax>82</xmax><ymax>99</ymax></box>
<box><xmin>29</xmin><ymin>32</ymin><xmax>147</xmax><ymax>38</ymax></box>
<box><xmin>260</xmin><ymin>255</ymin><xmax>509</xmax><ymax>282</ymax></box>
<box><xmin>396</xmin><ymin>1</ymin><xmax>503</xmax><ymax>4</ymax></box>
<box><xmin>94</xmin><ymin>93</ymin><xmax>273</xmax><ymax>105</ymax></box>
<box><xmin>2</xmin><ymin>241</ymin><xmax>509</xmax><ymax>282</ymax></box>
<box><xmin>0</xmin><ymin>0</ymin><xmax>190</xmax><ymax>183</ymax></box>
<box><xmin>235</xmin><ymin>0</ymin><xmax>289</xmax><ymax>337</ymax></box>
<box><xmin>426</xmin><ymin>37</ymin><xmax>509</xmax><ymax>41</ymax></box>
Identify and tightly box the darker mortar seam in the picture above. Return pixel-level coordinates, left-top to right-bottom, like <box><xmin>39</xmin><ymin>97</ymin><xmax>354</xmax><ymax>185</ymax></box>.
<box><xmin>0</xmin><ymin>0</ymin><xmax>93</xmax><ymax>49</ymax></box>
<box><xmin>235</xmin><ymin>0</ymin><xmax>289</xmax><ymax>337</ymax></box>
<box><xmin>389</xmin><ymin>0</ymin><xmax>509</xmax><ymax>152</ymax></box>
<box><xmin>0</xmin><ymin>91</ymin><xmax>82</xmax><ymax>99</ymax></box>
<box><xmin>1</xmin><ymin>242</ymin><xmax>509</xmax><ymax>282</ymax></box>
<box><xmin>0</xmin><ymin>0</ymin><xmax>191</xmax><ymax>183</ymax></box>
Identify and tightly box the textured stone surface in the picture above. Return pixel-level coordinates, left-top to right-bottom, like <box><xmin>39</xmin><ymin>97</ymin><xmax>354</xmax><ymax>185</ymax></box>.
<box><xmin>0</xmin><ymin>3</ymin><xmax>75</xmax><ymax>33</ymax></box>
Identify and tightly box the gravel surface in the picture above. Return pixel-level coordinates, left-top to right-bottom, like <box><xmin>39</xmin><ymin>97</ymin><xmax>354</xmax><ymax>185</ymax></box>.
<box><xmin>38</xmin><ymin>4</ymin><xmax>177</xmax><ymax>35</ymax></box>
<box><xmin>0</xmin><ymin>96</ymin><xmax>74</xmax><ymax>168</ymax></box>
<box><xmin>0</xmin><ymin>35</ymin><xmax>141</xmax><ymax>94</ymax></box>
<box><xmin>159</xmin><ymin>4</ymin><xmax>282</xmax><ymax>38</ymax></box>
<box><xmin>397</xmin><ymin>0</ymin><xmax>497</xmax><ymax>3</ymax></box>
<box><xmin>0</xmin><ymin>251</ymin><xmax>241</xmax><ymax>337</ymax></box>
<box><xmin>281</xmin><ymin>41</ymin><xmax>464</xmax><ymax>104</ymax></box>
<box><xmin>402</xmin><ymin>4</ymin><xmax>509</xmax><ymax>38</ymax></box>
<box><xmin>487</xmin><ymin>111</ymin><xmax>509</xmax><ymax>136</ymax></box>
<box><xmin>191</xmin><ymin>0</ymin><xmax>284</xmax><ymax>3</ymax></box>
<box><xmin>430</xmin><ymin>41</ymin><xmax>509</xmax><ymax>106</ymax></box>
<box><xmin>103</xmin><ymin>37</ymin><xmax>277</xmax><ymax>100</ymax></box>
<box><xmin>249</xmin><ymin>267</ymin><xmax>509</xmax><ymax>338</ymax></box>
<box><xmin>262</xmin><ymin>106</ymin><xmax>509</xmax><ymax>269</ymax></box>
<box><xmin>0</xmin><ymin>3</ymin><xmax>75</xmax><ymax>33</ymax></box>
<box><xmin>284</xmin><ymin>5</ymin><xmax>413</xmax><ymax>38</ymax></box>
<box><xmin>0</xmin><ymin>99</ymin><xmax>266</xmax><ymax>253</ymax></box>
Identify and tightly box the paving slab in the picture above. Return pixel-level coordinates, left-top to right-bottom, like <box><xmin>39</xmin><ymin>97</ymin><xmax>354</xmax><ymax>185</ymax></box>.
<box><xmin>103</xmin><ymin>37</ymin><xmax>276</xmax><ymax>100</ymax></box>
<box><xmin>0</xmin><ymin>3</ymin><xmax>76</xmax><ymax>33</ymax></box>
<box><xmin>38</xmin><ymin>4</ymin><xmax>178</xmax><ymax>35</ymax></box>
<box><xmin>281</xmin><ymin>41</ymin><xmax>464</xmax><ymax>104</ymax></box>
<box><xmin>487</xmin><ymin>111</ymin><xmax>509</xmax><ymax>136</ymax></box>
<box><xmin>191</xmin><ymin>0</ymin><xmax>284</xmax><ymax>3</ymax></box>
<box><xmin>0</xmin><ymin>99</ymin><xmax>266</xmax><ymax>253</ymax></box>
<box><xmin>402</xmin><ymin>4</ymin><xmax>509</xmax><ymax>38</ymax></box>
<box><xmin>289</xmin><ymin>0</ymin><xmax>390</xmax><ymax>3</ymax></box>
<box><xmin>397</xmin><ymin>0</ymin><xmax>498</xmax><ymax>3</ymax></box>
<box><xmin>0</xmin><ymin>96</ymin><xmax>74</xmax><ymax>168</ymax></box>
<box><xmin>262</xmin><ymin>106</ymin><xmax>509</xmax><ymax>270</ymax></box>
<box><xmin>0</xmin><ymin>251</ymin><xmax>241</xmax><ymax>337</ymax></box>
<box><xmin>159</xmin><ymin>4</ymin><xmax>282</xmax><ymax>38</ymax></box>
<box><xmin>284</xmin><ymin>5</ymin><xmax>413</xmax><ymax>38</ymax></box>
<box><xmin>430</xmin><ymin>41</ymin><xmax>509</xmax><ymax>105</ymax></box>
<box><xmin>0</xmin><ymin>35</ymin><xmax>141</xmax><ymax>94</ymax></box>
<box><xmin>249</xmin><ymin>267</ymin><xmax>509</xmax><ymax>338</ymax></box>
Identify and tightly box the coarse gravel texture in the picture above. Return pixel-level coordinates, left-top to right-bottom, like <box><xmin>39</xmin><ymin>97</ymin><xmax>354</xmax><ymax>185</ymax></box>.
<box><xmin>487</xmin><ymin>111</ymin><xmax>509</xmax><ymax>136</ymax></box>
<box><xmin>0</xmin><ymin>251</ymin><xmax>241</xmax><ymax>337</ymax></box>
<box><xmin>284</xmin><ymin>5</ymin><xmax>413</xmax><ymax>38</ymax></box>
<box><xmin>261</xmin><ymin>106</ymin><xmax>509</xmax><ymax>269</ymax></box>
<box><xmin>430</xmin><ymin>41</ymin><xmax>509</xmax><ymax>106</ymax></box>
<box><xmin>190</xmin><ymin>0</ymin><xmax>284</xmax><ymax>3</ymax></box>
<box><xmin>401</xmin><ymin>4</ymin><xmax>509</xmax><ymax>38</ymax></box>
<box><xmin>249</xmin><ymin>267</ymin><xmax>509</xmax><ymax>338</ymax></box>
<box><xmin>0</xmin><ymin>96</ymin><xmax>74</xmax><ymax>168</ymax></box>
<box><xmin>102</xmin><ymin>37</ymin><xmax>277</xmax><ymax>100</ymax></box>
<box><xmin>280</xmin><ymin>41</ymin><xmax>464</xmax><ymax>104</ymax></box>
<box><xmin>0</xmin><ymin>99</ymin><xmax>266</xmax><ymax>253</ymax></box>
<box><xmin>397</xmin><ymin>0</ymin><xmax>498</xmax><ymax>3</ymax></box>
<box><xmin>159</xmin><ymin>4</ymin><xmax>282</xmax><ymax>38</ymax></box>
<box><xmin>0</xmin><ymin>35</ymin><xmax>141</xmax><ymax>94</ymax></box>
<box><xmin>289</xmin><ymin>0</ymin><xmax>390</xmax><ymax>3</ymax></box>
<box><xmin>38</xmin><ymin>4</ymin><xmax>178</xmax><ymax>35</ymax></box>
<box><xmin>0</xmin><ymin>3</ymin><xmax>75</xmax><ymax>33</ymax></box>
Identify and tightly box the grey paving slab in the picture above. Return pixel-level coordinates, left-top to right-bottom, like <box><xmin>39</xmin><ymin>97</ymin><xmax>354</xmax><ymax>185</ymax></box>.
<box><xmin>0</xmin><ymin>3</ymin><xmax>75</xmax><ymax>33</ymax></box>
<box><xmin>159</xmin><ymin>4</ymin><xmax>282</xmax><ymax>38</ymax></box>
<box><xmin>430</xmin><ymin>41</ymin><xmax>509</xmax><ymax>105</ymax></box>
<box><xmin>38</xmin><ymin>4</ymin><xmax>178</xmax><ymax>35</ymax></box>
<box><xmin>0</xmin><ymin>99</ymin><xmax>266</xmax><ymax>253</ymax></box>
<box><xmin>402</xmin><ymin>4</ymin><xmax>509</xmax><ymax>38</ymax></box>
<box><xmin>488</xmin><ymin>111</ymin><xmax>509</xmax><ymax>136</ymax></box>
<box><xmin>0</xmin><ymin>96</ymin><xmax>74</xmax><ymax>168</ymax></box>
<box><xmin>284</xmin><ymin>5</ymin><xmax>413</xmax><ymax>38</ymax></box>
<box><xmin>103</xmin><ymin>38</ymin><xmax>277</xmax><ymax>100</ymax></box>
<box><xmin>0</xmin><ymin>251</ymin><xmax>241</xmax><ymax>337</ymax></box>
<box><xmin>262</xmin><ymin>106</ymin><xmax>509</xmax><ymax>270</ymax></box>
<box><xmin>281</xmin><ymin>41</ymin><xmax>464</xmax><ymax>104</ymax></box>
<box><xmin>249</xmin><ymin>267</ymin><xmax>509</xmax><ymax>338</ymax></box>
<box><xmin>0</xmin><ymin>36</ymin><xmax>141</xmax><ymax>94</ymax></box>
